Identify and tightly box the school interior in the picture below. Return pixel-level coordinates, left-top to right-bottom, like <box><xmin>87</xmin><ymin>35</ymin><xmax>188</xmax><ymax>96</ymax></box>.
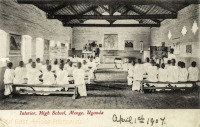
<box><xmin>0</xmin><ymin>0</ymin><xmax>199</xmax><ymax>109</ymax></box>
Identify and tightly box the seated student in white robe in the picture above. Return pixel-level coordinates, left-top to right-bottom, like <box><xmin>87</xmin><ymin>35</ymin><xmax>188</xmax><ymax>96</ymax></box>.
<box><xmin>4</xmin><ymin>62</ymin><xmax>15</xmax><ymax>96</ymax></box>
<box><xmin>167</xmin><ymin>59</ymin><xmax>179</xmax><ymax>87</ymax></box>
<box><xmin>87</xmin><ymin>56</ymin><xmax>97</xmax><ymax>80</ymax></box>
<box><xmin>165</xmin><ymin>60</ymin><xmax>171</xmax><ymax>69</ymax></box>
<box><xmin>177</xmin><ymin>62</ymin><xmax>189</xmax><ymax>87</ymax></box>
<box><xmin>36</xmin><ymin>58</ymin><xmax>43</xmax><ymax>71</ymax></box>
<box><xmin>42</xmin><ymin>65</ymin><xmax>61</xmax><ymax>92</ymax></box>
<box><xmin>56</xmin><ymin>64</ymin><xmax>69</xmax><ymax>91</ymax></box>
<box><xmin>158</xmin><ymin>63</ymin><xmax>168</xmax><ymax>82</ymax></box>
<box><xmin>64</xmin><ymin>59</ymin><xmax>70</xmax><ymax>70</ymax></box>
<box><xmin>13</xmin><ymin>61</ymin><xmax>28</xmax><ymax>92</ymax></box>
<box><xmin>146</xmin><ymin>60</ymin><xmax>158</xmax><ymax>83</ymax></box>
<box><xmin>72</xmin><ymin>55</ymin><xmax>78</xmax><ymax>63</ymax></box>
<box><xmin>86</xmin><ymin>56</ymin><xmax>91</xmax><ymax>63</ymax></box>
<box><xmin>26</xmin><ymin>62</ymin><xmax>43</xmax><ymax>92</ymax></box>
<box><xmin>127</xmin><ymin>61</ymin><xmax>135</xmax><ymax>85</ymax></box>
<box><xmin>77</xmin><ymin>55</ymin><xmax>83</xmax><ymax>63</ymax></box>
<box><xmin>188</xmin><ymin>61</ymin><xmax>199</xmax><ymax>87</ymax></box>
<box><xmin>13</xmin><ymin>61</ymin><xmax>27</xmax><ymax>84</ymax></box>
<box><xmin>52</xmin><ymin>60</ymin><xmax>59</xmax><ymax>73</ymax></box>
<box><xmin>26</xmin><ymin>59</ymin><xmax>32</xmax><ymax>70</ymax></box>
<box><xmin>132</xmin><ymin>59</ymin><xmax>145</xmax><ymax>91</ymax></box>
<box><xmin>73</xmin><ymin>62</ymin><xmax>87</xmax><ymax>96</ymax></box>
<box><xmin>66</xmin><ymin>61</ymin><xmax>74</xmax><ymax>77</ymax></box>
<box><xmin>42</xmin><ymin>59</ymin><xmax>50</xmax><ymax>72</ymax></box>
<box><xmin>143</xmin><ymin>57</ymin><xmax>151</xmax><ymax>73</ymax></box>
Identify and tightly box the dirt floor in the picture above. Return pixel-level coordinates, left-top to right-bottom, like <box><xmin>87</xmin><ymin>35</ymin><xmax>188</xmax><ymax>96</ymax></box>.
<box><xmin>0</xmin><ymin>69</ymin><xmax>199</xmax><ymax>109</ymax></box>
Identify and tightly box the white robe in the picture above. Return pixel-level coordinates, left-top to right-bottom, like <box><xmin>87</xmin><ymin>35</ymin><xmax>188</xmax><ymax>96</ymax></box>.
<box><xmin>36</xmin><ymin>63</ymin><xmax>43</xmax><ymax>71</ymax></box>
<box><xmin>143</xmin><ymin>63</ymin><xmax>151</xmax><ymax>73</ymax></box>
<box><xmin>132</xmin><ymin>64</ymin><xmax>145</xmax><ymax>91</ymax></box>
<box><xmin>64</xmin><ymin>64</ymin><xmax>69</xmax><ymax>70</ymax></box>
<box><xmin>42</xmin><ymin>65</ymin><xmax>48</xmax><ymax>72</ymax></box>
<box><xmin>4</xmin><ymin>69</ymin><xmax>15</xmax><ymax>95</ymax></box>
<box><xmin>167</xmin><ymin>66</ymin><xmax>179</xmax><ymax>83</ymax></box>
<box><xmin>88</xmin><ymin>61</ymin><xmax>96</xmax><ymax>79</ymax></box>
<box><xmin>42</xmin><ymin>71</ymin><xmax>60</xmax><ymax>91</ymax></box>
<box><xmin>177</xmin><ymin>68</ymin><xmax>189</xmax><ymax>87</ymax></box>
<box><xmin>26</xmin><ymin>63</ymin><xmax>32</xmax><ymax>70</ymax></box>
<box><xmin>82</xmin><ymin>64</ymin><xmax>90</xmax><ymax>84</ymax></box>
<box><xmin>56</xmin><ymin>70</ymin><xmax>69</xmax><ymax>85</ymax></box>
<box><xmin>188</xmin><ymin>67</ymin><xmax>199</xmax><ymax>81</ymax></box>
<box><xmin>157</xmin><ymin>68</ymin><xmax>168</xmax><ymax>88</ymax></box>
<box><xmin>73</xmin><ymin>68</ymin><xmax>87</xmax><ymax>96</ymax></box>
<box><xmin>26</xmin><ymin>68</ymin><xmax>42</xmax><ymax>85</ymax></box>
<box><xmin>13</xmin><ymin>67</ymin><xmax>27</xmax><ymax>84</ymax></box>
<box><xmin>66</xmin><ymin>66</ymin><xmax>74</xmax><ymax>77</ymax></box>
<box><xmin>158</xmin><ymin>68</ymin><xmax>168</xmax><ymax>82</ymax></box>
<box><xmin>147</xmin><ymin>66</ymin><xmax>158</xmax><ymax>82</ymax></box>
<box><xmin>52</xmin><ymin>64</ymin><xmax>59</xmax><ymax>73</ymax></box>
<box><xmin>127</xmin><ymin>66</ymin><xmax>134</xmax><ymax>85</ymax></box>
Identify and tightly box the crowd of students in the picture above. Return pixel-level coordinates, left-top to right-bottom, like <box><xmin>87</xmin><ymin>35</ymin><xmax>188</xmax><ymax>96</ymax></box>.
<box><xmin>127</xmin><ymin>58</ymin><xmax>199</xmax><ymax>91</ymax></box>
<box><xmin>3</xmin><ymin>55</ymin><xmax>99</xmax><ymax>97</ymax></box>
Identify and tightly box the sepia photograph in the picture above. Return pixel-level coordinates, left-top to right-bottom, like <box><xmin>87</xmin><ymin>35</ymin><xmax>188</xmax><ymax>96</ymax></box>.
<box><xmin>0</xmin><ymin>0</ymin><xmax>200</xmax><ymax>127</ymax></box>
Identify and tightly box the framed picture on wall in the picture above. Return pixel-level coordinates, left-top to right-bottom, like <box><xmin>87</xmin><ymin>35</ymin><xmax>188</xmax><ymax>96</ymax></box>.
<box><xmin>125</xmin><ymin>40</ymin><xmax>134</xmax><ymax>48</ymax></box>
<box><xmin>99</xmin><ymin>44</ymin><xmax>102</xmax><ymax>48</ymax></box>
<box><xmin>9</xmin><ymin>33</ymin><xmax>22</xmax><ymax>55</ymax></box>
<box><xmin>186</xmin><ymin>45</ymin><xmax>192</xmax><ymax>53</ymax></box>
<box><xmin>44</xmin><ymin>39</ymin><xmax>50</xmax><ymax>54</ymax></box>
<box><xmin>104</xmin><ymin>34</ymin><xmax>118</xmax><ymax>50</ymax></box>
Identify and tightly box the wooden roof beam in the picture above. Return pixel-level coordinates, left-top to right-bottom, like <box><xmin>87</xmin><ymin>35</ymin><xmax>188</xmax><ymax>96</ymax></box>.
<box><xmin>47</xmin><ymin>14</ymin><xmax>177</xmax><ymax>20</ymax></box>
<box><xmin>17</xmin><ymin>0</ymin><xmax>200</xmax><ymax>5</ymax></box>
<box><xmin>63</xmin><ymin>23</ymin><xmax>161</xmax><ymax>27</ymax></box>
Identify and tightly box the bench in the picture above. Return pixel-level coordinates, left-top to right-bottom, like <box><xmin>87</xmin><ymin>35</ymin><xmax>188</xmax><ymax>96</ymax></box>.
<box><xmin>10</xmin><ymin>84</ymin><xmax>82</xmax><ymax>99</ymax></box>
<box><xmin>140</xmin><ymin>80</ymin><xmax>199</xmax><ymax>93</ymax></box>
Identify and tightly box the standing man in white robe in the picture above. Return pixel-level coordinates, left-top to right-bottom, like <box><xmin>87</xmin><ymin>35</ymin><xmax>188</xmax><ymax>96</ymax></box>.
<box><xmin>4</xmin><ymin>62</ymin><xmax>15</xmax><ymax>96</ymax></box>
<box><xmin>73</xmin><ymin>62</ymin><xmax>87</xmax><ymax>96</ymax></box>
<box><xmin>127</xmin><ymin>61</ymin><xmax>135</xmax><ymax>85</ymax></box>
<box><xmin>87</xmin><ymin>57</ymin><xmax>97</xmax><ymax>80</ymax></box>
<box><xmin>132</xmin><ymin>59</ymin><xmax>145</xmax><ymax>91</ymax></box>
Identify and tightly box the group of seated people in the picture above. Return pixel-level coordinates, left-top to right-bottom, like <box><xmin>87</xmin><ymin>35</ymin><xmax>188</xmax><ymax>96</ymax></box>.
<box><xmin>3</xmin><ymin>55</ymin><xmax>99</xmax><ymax>97</ymax></box>
<box><xmin>127</xmin><ymin>57</ymin><xmax>199</xmax><ymax>91</ymax></box>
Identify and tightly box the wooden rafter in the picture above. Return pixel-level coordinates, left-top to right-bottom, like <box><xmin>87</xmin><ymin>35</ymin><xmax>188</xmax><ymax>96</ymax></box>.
<box><xmin>157</xmin><ymin>4</ymin><xmax>177</xmax><ymax>13</ymax></box>
<box><xmin>48</xmin><ymin>14</ymin><xmax>177</xmax><ymax>20</ymax></box>
<box><xmin>64</xmin><ymin>6</ymin><xmax>98</xmax><ymax>24</ymax></box>
<box><xmin>64</xmin><ymin>23</ymin><xmax>161</xmax><ymax>27</ymax></box>
<box><xmin>111</xmin><ymin>9</ymin><xmax>130</xmax><ymax>24</ymax></box>
<box><xmin>126</xmin><ymin>5</ymin><xmax>161</xmax><ymax>24</ymax></box>
<box><xmin>17</xmin><ymin>0</ymin><xmax>200</xmax><ymax>5</ymax></box>
<box><xmin>49</xmin><ymin>5</ymin><xmax>67</xmax><ymax>14</ymax></box>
